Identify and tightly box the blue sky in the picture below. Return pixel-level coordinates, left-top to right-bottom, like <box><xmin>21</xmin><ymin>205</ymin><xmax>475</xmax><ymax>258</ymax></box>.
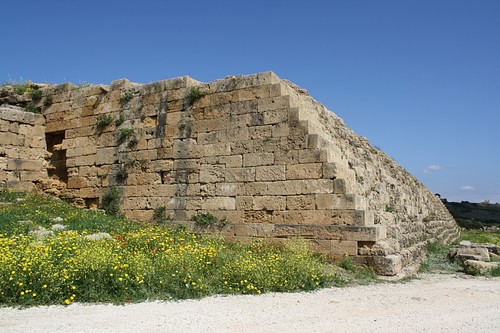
<box><xmin>2</xmin><ymin>1</ymin><xmax>499</xmax><ymax>203</ymax></box>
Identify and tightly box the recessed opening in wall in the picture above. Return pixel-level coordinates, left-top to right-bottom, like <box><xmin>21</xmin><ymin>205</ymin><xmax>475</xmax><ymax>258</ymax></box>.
<box><xmin>160</xmin><ymin>171</ymin><xmax>170</xmax><ymax>184</ymax></box>
<box><xmin>45</xmin><ymin>131</ymin><xmax>68</xmax><ymax>183</ymax></box>
<box><xmin>84</xmin><ymin>198</ymin><xmax>99</xmax><ymax>209</ymax></box>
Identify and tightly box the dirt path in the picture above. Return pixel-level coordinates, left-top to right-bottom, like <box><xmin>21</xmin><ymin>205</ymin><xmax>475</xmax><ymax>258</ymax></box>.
<box><xmin>1</xmin><ymin>273</ymin><xmax>499</xmax><ymax>333</ymax></box>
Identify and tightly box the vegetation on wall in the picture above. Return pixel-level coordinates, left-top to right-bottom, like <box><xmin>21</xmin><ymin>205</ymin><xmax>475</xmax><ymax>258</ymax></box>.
<box><xmin>185</xmin><ymin>86</ymin><xmax>206</xmax><ymax>105</ymax></box>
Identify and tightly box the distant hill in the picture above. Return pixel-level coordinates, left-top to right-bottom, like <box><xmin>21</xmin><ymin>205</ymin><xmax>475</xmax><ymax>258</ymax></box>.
<box><xmin>443</xmin><ymin>200</ymin><xmax>500</xmax><ymax>229</ymax></box>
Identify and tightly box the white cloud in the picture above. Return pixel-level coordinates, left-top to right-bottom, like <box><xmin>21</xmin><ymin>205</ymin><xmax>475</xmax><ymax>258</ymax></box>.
<box><xmin>424</xmin><ymin>165</ymin><xmax>446</xmax><ymax>174</ymax></box>
<box><xmin>460</xmin><ymin>185</ymin><xmax>475</xmax><ymax>191</ymax></box>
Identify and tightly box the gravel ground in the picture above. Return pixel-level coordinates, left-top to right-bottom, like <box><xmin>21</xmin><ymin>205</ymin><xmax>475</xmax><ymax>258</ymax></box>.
<box><xmin>1</xmin><ymin>273</ymin><xmax>499</xmax><ymax>333</ymax></box>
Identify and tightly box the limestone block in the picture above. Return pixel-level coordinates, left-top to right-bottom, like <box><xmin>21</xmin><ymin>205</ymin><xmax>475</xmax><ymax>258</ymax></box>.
<box><xmin>173</xmin><ymin>159</ymin><xmax>199</xmax><ymax>171</ymax></box>
<box><xmin>165</xmin><ymin>197</ymin><xmax>187</xmax><ymax>210</ymax></box>
<box><xmin>7</xmin><ymin>159</ymin><xmax>44</xmax><ymax>171</ymax></box>
<box><xmin>19</xmin><ymin>170</ymin><xmax>47</xmax><ymax>181</ymax></box>
<box><xmin>253</xmin><ymin>196</ymin><xmax>286</xmax><ymax>211</ymax></box>
<box><xmin>322</xmin><ymin>162</ymin><xmax>337</xmax><ymax>179</ymax></box>
<box><xmin>216</xmin><ymin>183</ymin><xmax>243</xmax><ymax>196</ymax></box>
<box><xmin>262</xmin><ymin>108</ymin><xmax>288</xmax><ymax>125</ymax></box>
<box><xmin>199</xmin><ymin>164</ymin><xmax>225</xmax><ymax>183</ymax></box>
<box><xmin>198</xmin><ymin>131</ymin><xmax>219</xmax><ymax>145</ymax></box>
<box><xmin>330</xmin><ymin>209</ymin><xmax>357</xmax><ymax>225</ymax></box>
<box><xmin>202</xmin><ymin>197</ymin><xmax>236</xmax><ymax>210</ymax></box>
<box><xmin>235</xmin><ymin>83</ymin><xmax>282</xmax><ymax>101</ymax></box>
<box><xmin>255</xmin><ymin>165</ymin><xmax>286</xmax><ymax>181</ymax></box>
<box><xmin>67</xmin><ymin>177</ymin><xmax>87</xmax><ymax>189</ymax></box>
<box><xmin>96</xmin><ymin>148</ymin><xmax>116</xmax><ymax>165</ymax></box>
<box><xmin>286</xmin><ymin>163</ymin><xmax>322</xmax><ymax>180</ymax></box>
<box><xmin>315</xmin><ymin>194</ymin><xmax>357</xmax><ymax>210</ymax></box>
<box><xmin>243</xmin><ymin>210</ymin><xmax>273</xmax><ymax>223</ymax></box>
<box><xmin>286</xmin><ymin>195</ymin><xmax>315</xmax><ymax>210</ymax></box>
<box><xmin>257</xmin><ymin>95</ymin><xmax>291</xmax><ymax>112</ymax></box>
<box><xmin>235</xmin><ymin>196</ymin><xmax>253</xmax><ymax>210</ymax></box>
<box><xmin>218</xmin><ymin>155</ymin><xmax>242</xmax><ymax>168</ymax></box>
<box><xmin>298</xmin><ymin>179</ymin><xmax>334</xmax><ymax>194</ymax></box>
<box><xmin>234</xmin><ymin>223</ymin><xmax>275</xmax><ymax>237</ymax></box>
<box><xmin>29</xmin><ymin>136</ymin><xmax>46</xmax><ymax>149</ymax></box>
<box><xmin>225</xmin><ymin>127</ymin><xmax>249</xmax><ymax>141</ymax></box>
<box><xmin>273</xmin><ymin>224</ymin><xmax>386</xmax><ymax>242</ymax></box>
<box><xmin>355</xmin><ymin>210</ymin><xmax>374</xmax><ymax>226</ymax></box>
<box><xmin>242</xmin><ymin>152</ymin><xmax>274</xmax><ymax>167</ymax></box>
<box><xmin>75</xmin><ymin>155</ymin><xmax>96</xmax><ymax>166</ymax></box>
<box><xmin>272</xmin><ymin>210</ymin><xmax>332</xmax><ymax>225</ymax></box>
<box><xmin>79</xmin><ymin>187</ymin><xmax>96</xmax><ymax>198</ymax></box>
<box><xmin>334</xmin><ymin>178</ymin><xmax>347</xmax><ymax>194</ymax></box>
<box><xmin>202</xmin><ymin>143</ymin><xmax>231</xmax><ymax>157</ymax></box>
<box><xmin>186</xmin><ymin>198</ymin><xmax>203</xmax><ymax>210</ymax></box>
<box><xmin>330</xmin><ymin>240</ymin><xmax>358</xmax><ymax>256</ymax></box>
<box><xmin>225</xmin><ymin>167</ymin><xmax>255</xmax><ymax>182</ymax></box>
<box><xmin>274</xmin><ymin>149</ymin><xmax>299</xmax><ymax>165</ymax></box>
<box><xmin>298</xmin><ymin>149</ymin><xmax>328</xmax><ymax>163</ymax></box>
<box><xmin>248</xmin><ymin>125</ymin><xmax>272</xmax><ymax>139</ymax></box>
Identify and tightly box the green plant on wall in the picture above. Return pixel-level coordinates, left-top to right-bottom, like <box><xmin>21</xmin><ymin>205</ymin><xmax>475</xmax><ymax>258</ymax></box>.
<box><xmin>120</xmin><ymin>91</ymin><xmax>134</xmax><ymax>105</ymax></box>
<box><xmin>115</xmin><ymin>165</ymin><xmax>128</xmax><ymax>183</ymax></box>
<box><xmin>43</xmin><ymin>96</ymin><xmax>53</xmax><ymax>107</ymax></box>
<box><xmin>96</xmin><ymin>114</ymin><xmax>113</xmax><ymax>129</ymax></box>
<box><xmin>192</xmin><ymin>212</ymin><xmax>229</xmax><ymax>227</ymax></box>
<box><xmin>115</xmin><ymin>112</ymin><xmax>125</xmax><ymax>126</ymax></box>
<box><xmin>24</xmin><ymin>103</ymin><xmax>40</xmax><ymax>114</ymax></box>
<box><xmin>102</xmin><ymin>186</ymin><xmax>121</xmax><ymax>215</ymax></box>
<box><xmin>186</xmin><ymin>86</ymin><xmax>206</xmax><ymax>105</ymax></box>
<box><xmin>29</xmin><ymin>89</ymin><xmax>43</xmax><ymax>102</ymax></box>
<box><xmin>117</xmin><ymin>128</ymin><xmax>134</xmax><ymax>144</ymax></box>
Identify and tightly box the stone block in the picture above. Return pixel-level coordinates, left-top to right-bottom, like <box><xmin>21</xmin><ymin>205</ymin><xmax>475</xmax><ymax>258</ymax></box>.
<box><xmin>272</xmin><ymin>224</ymin><xmax>386</xmax><ymax>242</ymax></box>
<box><xmin>225</xmin><ymin>167</ymin><xmax>255</xmax><ymax>182</ymax></box>
<box><xmin>96</xmin><ymin>148</ymin><xmax>116</xmax><ymax>165</ymax></box>
<box><xmin>202</xmin><ymin>143</ymin><xmax>231</xmax><ymax>157</ymax></box>
<box><xmin>67</xmin><ymin>176</ymin><xmax>87</xmax><ymax>189</ymax></box>
<box><xmin>242</xmin><ymin>152</ymin><xmax>274</xmax><ymax>167</ymax></box>
<box><xmin>286</xmin><ymin>195</ymin><xmax>315</xmax><ymax>210</ymax></box>
<box><xmin>322</xmin><ymin>162</ymin><xmax>337</xmax><ymax>179</ymax></box>
<box><xmin>199</xmin><ymin>164</ymin><xmax>225</xmax><ymax>183</ymax></box>
<box><xmin>330</xmin><ymin>240</ymin><xmax>358</xmax><ymax>256</ymax></box>
<box><xmin>315</xmin><ymin>194</ymin><xmax>357</xmax><ymax>210</ymax></box>
<box><xmin>248</xmin><ymin>125</ymin><xmax>272</xmax><ymax>139</ymax></box>
<box><xmin>219</xmin><ymin>155</ymin><xmax>242</xmax><ymax>167</ymax></box>
<box><xmin>298</xmin><ymin>149</ymin><xmax>328</xmax><ymax>163</ymax></box>
<box><xmin>257</xmin><ymin>95</ymin><xmax>291</xmax><ymax>112</ymax></box>
<box><xmin>202</xmin><ymin>197</ymin><xmax>236</xmax><ymax>210</ymax></box>
<box><xmin>255</xmin><ymin>165</ymin><xmax>286</xmax><ymax>181</ymax></box>
<box><xmin>235</xmin><ymin>196</ymin><xmax>253</xmax><ymax>210</ymax></box>
<box><xmin>263</xmin><ymin>108</ymin><xmax>288</xmax><ymax>125</ymax></box>
<box><xmin>234</xmin><ymin>223</ymin><xmax>275</xmax><ymax>237</ymax></box>
<box><xmin>355</xmin><ymin>210</ymin><xmax>374</xmax><ymax>226</ymax></box>
<box><xmin>253</xmin><ymin>196</ymin><xmax>286</xmax><ymax>211</ymax></box>
<box><xmin>216</xmin><ymin>183</ymin><xmax>243</xmax><ymax>196</ymax></box>
<box><xmin>286</xmin><ymin>163</ymin><xmax>322</xmax><ymax>180</ymax></box>
<box><xmin>243</xmin><ymin>210</ymin><xmax>273</xmax><ymax>223</ymax></box>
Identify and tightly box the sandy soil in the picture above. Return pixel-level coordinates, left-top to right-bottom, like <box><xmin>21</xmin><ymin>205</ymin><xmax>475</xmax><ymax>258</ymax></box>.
<box><xmin>1</xmin><ymin>273</ymin><xmax>499</xmax><ymax>333</ymax></box>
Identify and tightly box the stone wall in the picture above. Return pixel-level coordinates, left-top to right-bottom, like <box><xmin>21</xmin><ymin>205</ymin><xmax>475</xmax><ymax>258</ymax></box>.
<box><xmin>0</xmin><ymin>72</ymin><xmax>459</xmax><ymax>275</ymax></box>
<box><xmin>0</xmin><ymin>105</ymin><xmax>47</xmax><ymax>191</ymax></box>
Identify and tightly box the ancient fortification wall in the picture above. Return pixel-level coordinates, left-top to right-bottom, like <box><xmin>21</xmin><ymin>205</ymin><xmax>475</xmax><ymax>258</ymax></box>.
<box><xmin>0</xmin><ymin>105</ymin><xmax>47</xmax><ymax>191</ymax></box>
<box><xmin>0</xmin><ymin>72</ymin><xmax>459</xmax><ymax>275</ymax></box>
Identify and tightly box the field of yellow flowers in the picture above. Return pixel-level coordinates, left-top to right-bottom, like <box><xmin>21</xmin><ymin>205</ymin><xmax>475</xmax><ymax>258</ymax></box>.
<box><xmin>0</xmin><ymin>190</ymin><xmax>372</xmax><ymax>307</ymax></box>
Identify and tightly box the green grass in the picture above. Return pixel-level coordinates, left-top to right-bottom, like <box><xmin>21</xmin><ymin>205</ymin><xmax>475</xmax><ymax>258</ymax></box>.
<box><xmin>0</xmin><ymin>190</ymin><xmax>376</xmax><ymax>307</ymax></box>
<box><xmin>419</xmin><ymin>242</ymin><xmax>462</xmax><ymax>273</ymax></box>
<box><xmin>457</xmin><ymin>230</ymin><xmax>500</xmax><ymax>245</ymax></box>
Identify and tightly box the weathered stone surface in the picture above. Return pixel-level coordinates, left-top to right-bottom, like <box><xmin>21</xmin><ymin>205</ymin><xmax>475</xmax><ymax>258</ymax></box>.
<box><xmin>0</xmin><ymin>72</ymin><xmax>459</xmax><ymax>275</ymax></box>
